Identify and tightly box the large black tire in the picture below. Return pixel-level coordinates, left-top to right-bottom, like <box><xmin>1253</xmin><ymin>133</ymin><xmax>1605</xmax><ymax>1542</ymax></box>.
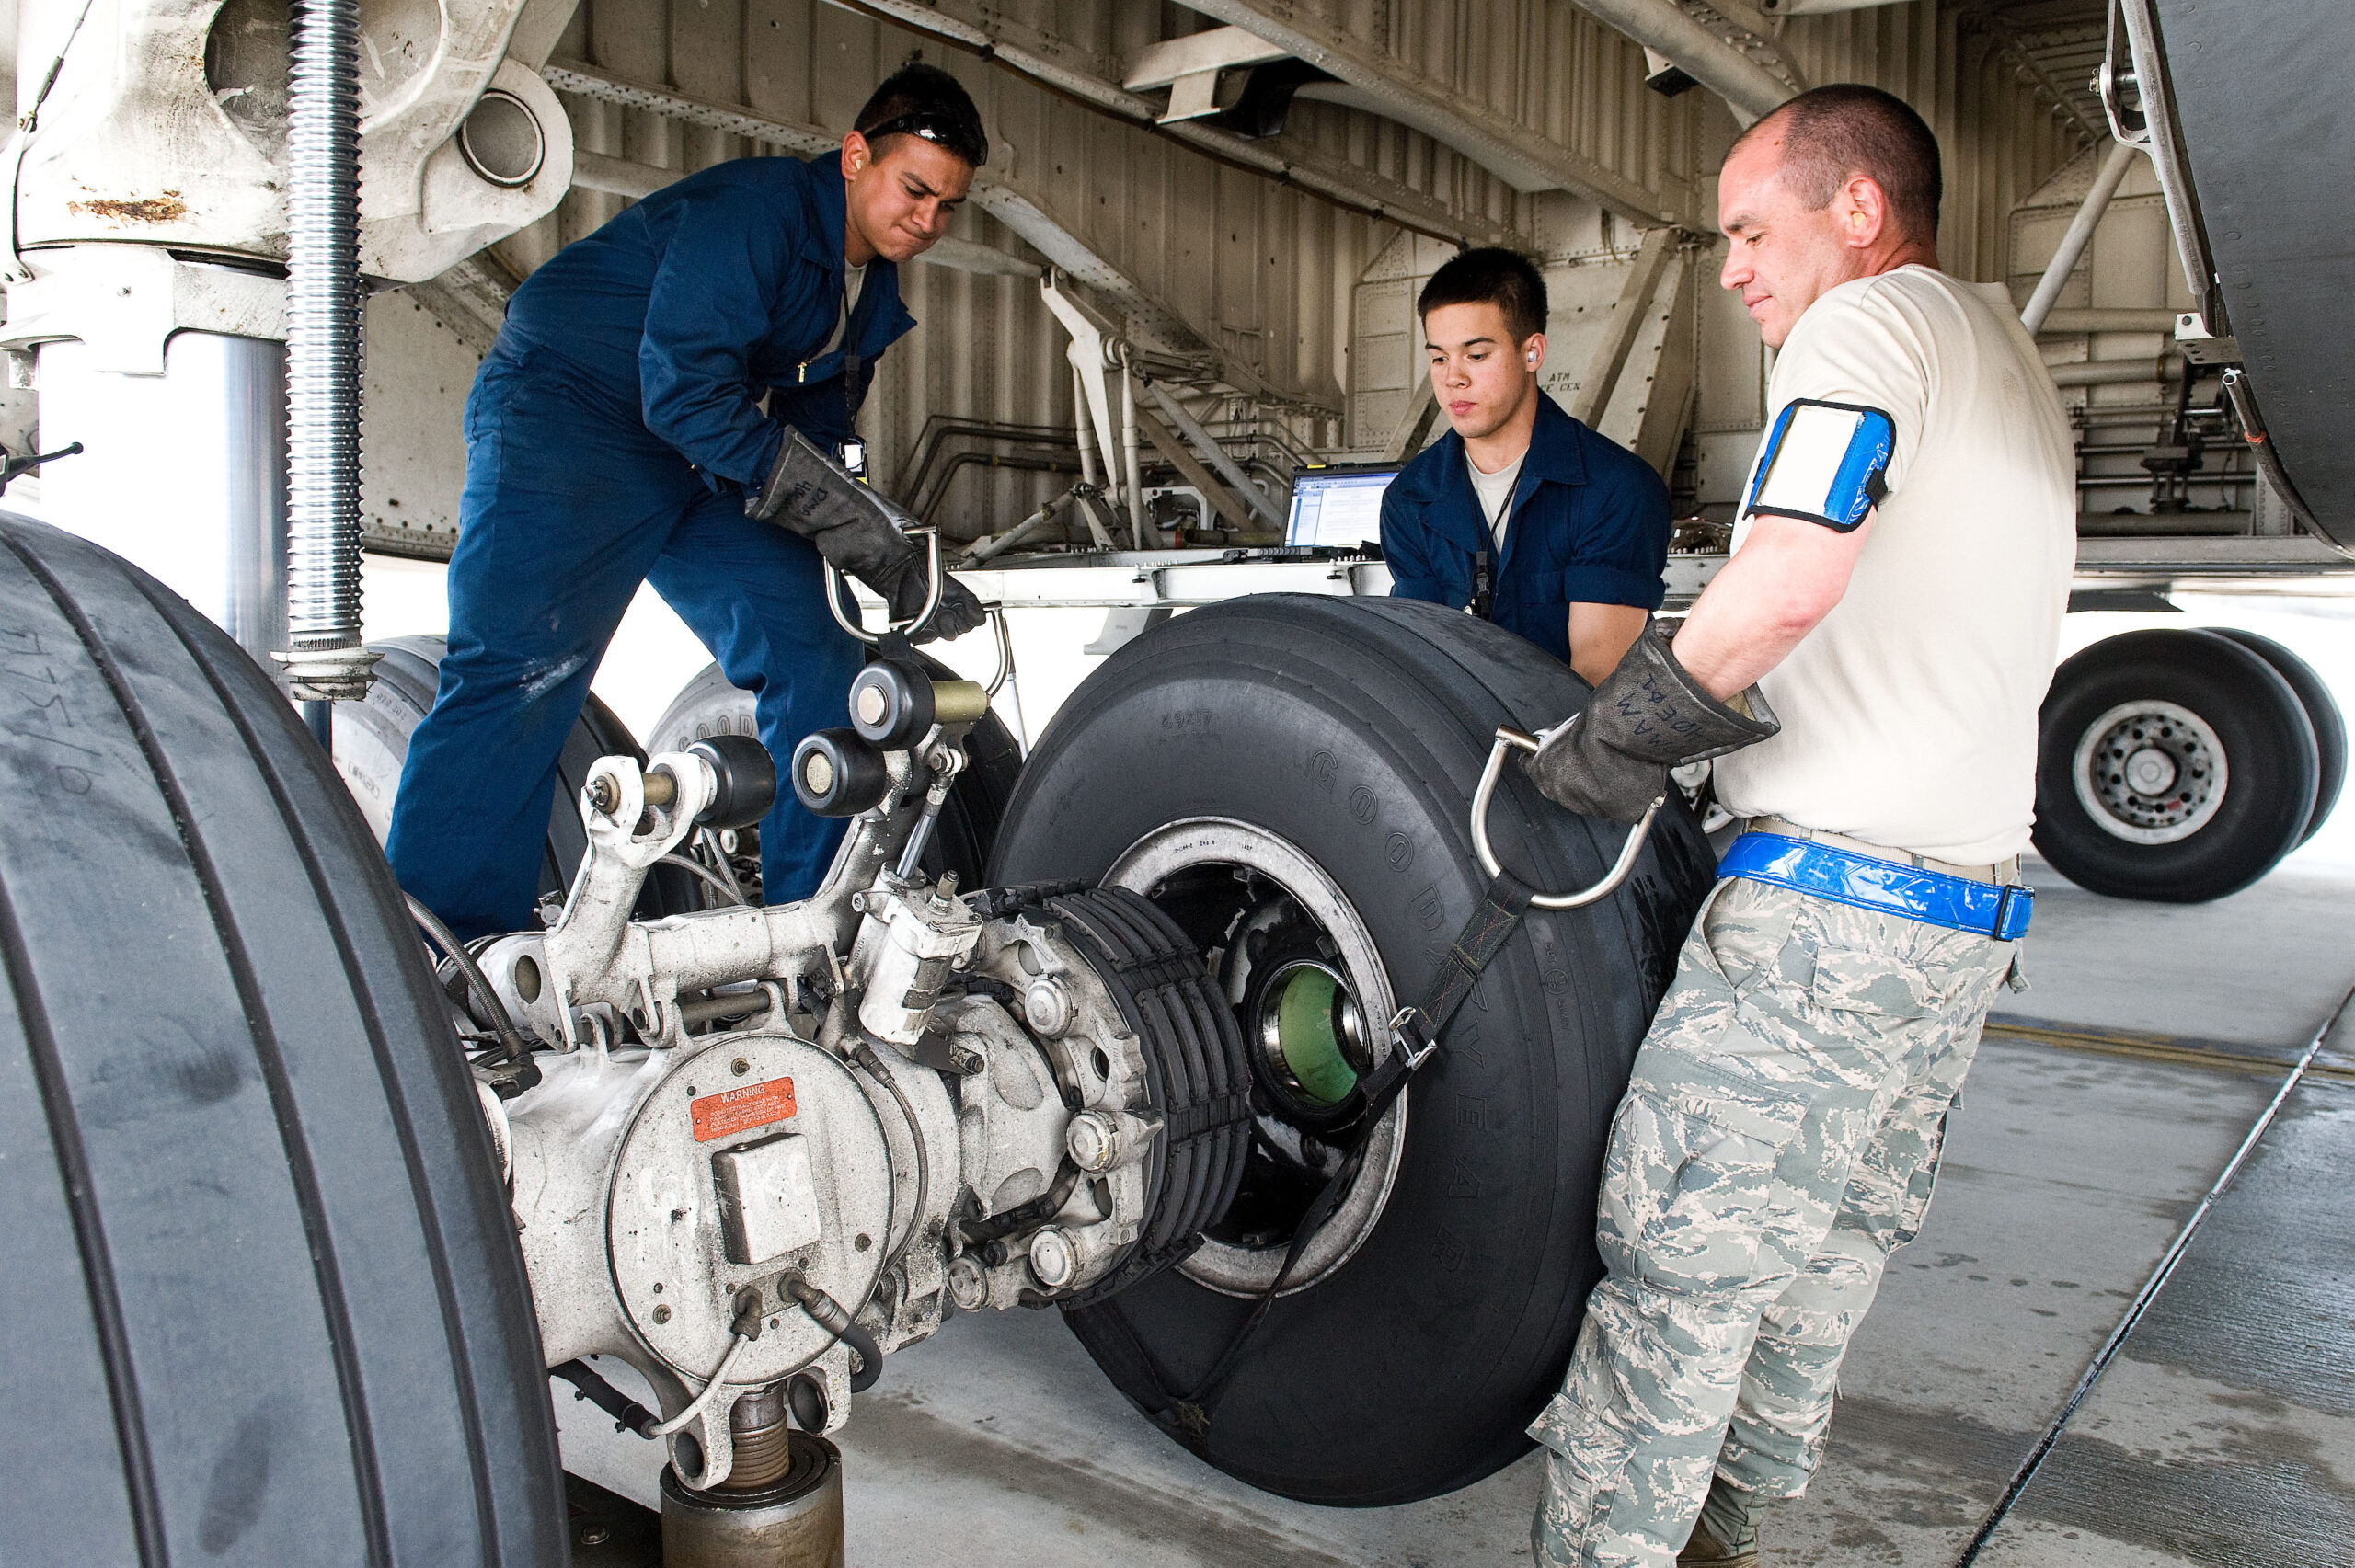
<box><xmin>647</xmin><ymin>656</ymin><xmax>1024</xmax><ymax>891</ymax></box>
<box><xmin>0</xmin><ymin>517</ymin><xmax>563</xmax><ymax>1562</ymax></box>
<box><xmin>2211</xmin><ymin>627</ymin><xmax>2346</xmax><ymax>847</ymax></box>
<box><xmin>334</xmin><ymin>635</ymin><xmax>697</xmax><ymax>920</ymax></box>
<box><xmin>989</xmin><ymin>595</ymin><xmax>1716</xmax><ymax>1505</ymax></box>
<box><xmin>2034</xmin><ymin>628</ymin><xmax>2320</xmax><ymax>901</ymax></box>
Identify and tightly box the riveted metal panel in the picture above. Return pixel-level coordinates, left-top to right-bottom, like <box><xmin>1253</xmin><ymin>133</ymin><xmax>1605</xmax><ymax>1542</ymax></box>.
<box><xmin>384</xmin><ymin>0</ymin><xmax>2092</xmax><ymax>540</ymax></box>
<box><xmin>1775</xmin><ymin>1</ymin><xmax>2095</xmax><ymax>284</ymax></box>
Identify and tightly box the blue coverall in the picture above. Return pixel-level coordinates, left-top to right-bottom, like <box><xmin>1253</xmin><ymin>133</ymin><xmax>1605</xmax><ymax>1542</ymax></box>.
<box><xmin>387</xmin><ymin>155</ymin><xmax>914</xmax><ymax>939</ymax></box>
<box><xmin>1380</xmin><ymin>392</ymin><xmax>1670</xmax><ymax>668</ymax></box>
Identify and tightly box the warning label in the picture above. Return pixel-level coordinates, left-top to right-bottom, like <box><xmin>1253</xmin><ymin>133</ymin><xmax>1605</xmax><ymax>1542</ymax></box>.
<box><xmin>691</xmin><ymin>1078</ymin><xmax>798</xmax><ymax>1143</ymax></box>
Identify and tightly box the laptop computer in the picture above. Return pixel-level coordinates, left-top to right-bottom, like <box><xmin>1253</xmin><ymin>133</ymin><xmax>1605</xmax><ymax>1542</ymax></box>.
<box><xmin>1284</xmin><ymin>464</ymin><xmax>1398</xmax><ymax>549</ymax></box>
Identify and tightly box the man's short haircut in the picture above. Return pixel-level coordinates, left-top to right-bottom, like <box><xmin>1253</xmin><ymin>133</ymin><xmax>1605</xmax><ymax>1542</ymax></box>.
<box><xmin>1740</xmin><ymin>84</ymin><xmax>1942</xmax><ymax>244</ymax></box>
<box><xmin>855</xmin><ymin>63</ymin><xmax>989</xmax><ymax>169</ymax></box>
<box><xmin>1418</xmin><ymin>248</ymin><xmax>1548</xmax><ymax>345</ymax></box>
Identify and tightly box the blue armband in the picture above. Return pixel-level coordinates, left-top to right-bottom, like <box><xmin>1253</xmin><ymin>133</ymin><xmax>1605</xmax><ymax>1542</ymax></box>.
<box><xmin>1740</xmin><ymin>399</ymin><xmax>1895</xmax><ymax>532</ymax></box>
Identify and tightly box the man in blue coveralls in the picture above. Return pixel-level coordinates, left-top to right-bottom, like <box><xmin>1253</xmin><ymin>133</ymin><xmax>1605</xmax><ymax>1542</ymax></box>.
<box><xmin>1381</xmin><ymin>248</ymin><xmax>1671</xmax><ymax>684</ymax></box>
<box><xmin>388</xmin><ymin>64</ymin><xmax>989</xmax><ymax>939</ymax></box>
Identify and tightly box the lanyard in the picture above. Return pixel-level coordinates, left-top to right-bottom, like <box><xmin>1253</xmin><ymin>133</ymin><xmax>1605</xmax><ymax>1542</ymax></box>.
<box><xmin>1468</xmin><ymin>468</ymin><xmax>1514</xmax><ymax>622</ymax></box>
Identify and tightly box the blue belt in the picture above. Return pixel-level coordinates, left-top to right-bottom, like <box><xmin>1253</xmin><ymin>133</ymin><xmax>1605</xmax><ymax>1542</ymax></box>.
<box><xmin>1717</xmin><ymin>832</ymin><xmax>2033</xmax><ymax>941</ymax></box>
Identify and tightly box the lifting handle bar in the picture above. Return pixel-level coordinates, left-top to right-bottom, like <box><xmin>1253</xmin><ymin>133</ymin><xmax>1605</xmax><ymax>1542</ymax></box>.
<box><xmin>822</xmin><ymin>527</ymin><xmax>948</xmax><ymax>645</ymax></box>
<box><xmin>1472</xmin><ymin>726</ymin><xmax>1664</xmax><ymax>910</ymax></box>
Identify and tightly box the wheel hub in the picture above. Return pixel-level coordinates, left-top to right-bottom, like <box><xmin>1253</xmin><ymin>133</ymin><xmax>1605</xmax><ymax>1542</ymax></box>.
<box><xmin>2072</xmin><ymin>700</ymin><xmax>2229</xmax><ymax>844</ymax></box>
<box><xmin>2122</xmin><ymin>746</ymin><xmax>2178</xmax><ymax>796</ymax></box>
<box><xmin>1105</xmin><ymin>818</ymin><xmax>1404</xmax><ymax>1298</ymax></box>
<box><xmin>1257</xmin><ymin>959</ymin><xmax>1370</xmax><ymax>1110</ymax></box>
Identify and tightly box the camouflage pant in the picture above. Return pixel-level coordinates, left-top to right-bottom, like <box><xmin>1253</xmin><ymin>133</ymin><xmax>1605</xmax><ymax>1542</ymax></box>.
<box><xmin>1530</xmin><ymin>875</ymin><xmax>2020</xmax><ymax>1568</ymax></box>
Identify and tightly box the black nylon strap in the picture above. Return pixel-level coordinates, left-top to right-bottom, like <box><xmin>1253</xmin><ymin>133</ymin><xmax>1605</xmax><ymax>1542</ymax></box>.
<box><xmin>1144</xmin><ymin>865</ymin><xmax>1536</xmax><ymax>1446</ymax></box>
<box><xmin>1392</xmin><ymin>870</ymin><xmax>1534</xmax><ymax>1061</ymax></box>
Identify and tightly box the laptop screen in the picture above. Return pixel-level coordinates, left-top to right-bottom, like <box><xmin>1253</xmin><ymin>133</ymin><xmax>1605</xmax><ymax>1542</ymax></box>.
<box><xmin>1285</xmin><ymin>466</ymin><xmax>1397</xmax><ymax>549</ymax></box>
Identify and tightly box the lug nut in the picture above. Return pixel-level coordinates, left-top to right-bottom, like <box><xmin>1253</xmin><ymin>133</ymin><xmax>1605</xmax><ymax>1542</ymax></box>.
<box><xmin>1066</xmin><ymin>1109</ymin><xmax>1159</xmax><ymax>1173</ymax></box>
<box><xmin>947</xmin><ymin>1254</ymin><xmax>988</xmax><ymax>1311</ymax></box>
<box><xmin>1024</xmin><ymin>978</ymin><xmax>1073</xmax><ymax>1037</ymax></box>
<box><xmin>1067</xmin><ymin>1112</ymin><xmax>1115</xmax><ymax>1172</ymax></box>
<box><xmin>1028</xmin><ymin>1227</ymin><xmax>1078</xmax><ymax>1290</ymax></box>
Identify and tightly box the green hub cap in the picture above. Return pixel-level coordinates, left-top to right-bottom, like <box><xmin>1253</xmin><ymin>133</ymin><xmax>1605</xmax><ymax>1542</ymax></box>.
<box><xmin>1260</xmin><ymin>960</ymin><xmax>1366</xmax><ymax>1106</ymax></box>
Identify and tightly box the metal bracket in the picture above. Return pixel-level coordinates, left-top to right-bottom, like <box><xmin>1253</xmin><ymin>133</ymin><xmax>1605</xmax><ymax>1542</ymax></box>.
<box><xmin>1471</xmin><ymin>727</ymin><xmax>1663</xmax><ymax>911</ymax></box>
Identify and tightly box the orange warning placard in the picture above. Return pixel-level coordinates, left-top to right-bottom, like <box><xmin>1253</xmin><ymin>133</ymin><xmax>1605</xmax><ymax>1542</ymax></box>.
<box><xmin>691</xmin><ymin>1078</ymin><xmax>798</xmax><ymax>1142</ymax></box>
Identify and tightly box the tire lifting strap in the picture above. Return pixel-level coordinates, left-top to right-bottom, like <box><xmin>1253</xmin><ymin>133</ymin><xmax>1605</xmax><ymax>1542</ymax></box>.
<box><xmin>1109</xmin><ymin>865</ymin><xmax>1536</xmax><ymax>1449</ymax></box>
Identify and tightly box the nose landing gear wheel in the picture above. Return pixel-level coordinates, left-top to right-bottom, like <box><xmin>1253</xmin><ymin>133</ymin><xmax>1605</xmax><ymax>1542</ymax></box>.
<box><xmin>2034</xmin><ymin>628</ymin><xmax>2321</xmax><ymax>902</ymax></box>
<box><xmin>990</xmin><ymin>596</ymin><xmax>1715</xmax><ymax>1505</ymax></box>
<box><xmin>2211</xmin><ymin>627</ymin><xmax>2346</xmax><ymax>846</ymax></box>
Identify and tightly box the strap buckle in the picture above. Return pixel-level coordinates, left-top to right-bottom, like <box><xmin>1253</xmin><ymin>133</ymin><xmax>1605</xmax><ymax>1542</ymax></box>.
<box><xmin>1992</xmin><ymin>884</ymin><xmax>2034</xmax><ymax>942</ymax></box>
<box><xmin>1388</xmin><ymin>1005</ymin><xmax>1440</xmax><ymax>1070</ymax></box>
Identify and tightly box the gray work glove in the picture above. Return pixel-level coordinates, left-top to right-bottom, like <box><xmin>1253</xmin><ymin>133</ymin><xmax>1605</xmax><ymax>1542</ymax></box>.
<box><xmin>748</xmin><ymin>427</ymin><xmax>986</xmax><ymax>644</ymax></box>
<box><xmin>1522</xmin><ymin>624</ymin><xmax>1780</xmax><ymax>823</ymax></box>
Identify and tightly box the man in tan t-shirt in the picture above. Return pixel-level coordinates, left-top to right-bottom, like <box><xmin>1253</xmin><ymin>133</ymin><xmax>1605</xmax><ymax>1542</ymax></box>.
<box><xmin>1519</xmin><ymin>86</ymin><xmax>2074</xmax><ymax>1568</ymax></box>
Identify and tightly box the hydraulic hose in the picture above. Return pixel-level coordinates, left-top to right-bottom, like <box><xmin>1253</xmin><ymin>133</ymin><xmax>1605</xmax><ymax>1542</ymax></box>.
<box><xmin>281</xmin><ymin>0</ymin><xmax>372</xmax><ymax>704</ymax></box>
<box><xmin>405</xmin><ymin>893</ymin><xmax>530</xmax><ymax>1067</ymax></box>
<box><xmin>784</xmin><ymin>1276</ymin><xmax>883</xmax><ymax>1393</ymax></box>
<box><xmin>849</xmin><ymin>1038</ymin><xmax>930</xmax><ymax>1280</ymax></box>
<box><xmin>549</xmin><ymin>1360</ymin><xmax>659</xmax><ymax>1439</ymax></box>
<box><xmin>659</xmin><ymin>852</ymin><xmax>748</xmax><ymax>907</ymax></box>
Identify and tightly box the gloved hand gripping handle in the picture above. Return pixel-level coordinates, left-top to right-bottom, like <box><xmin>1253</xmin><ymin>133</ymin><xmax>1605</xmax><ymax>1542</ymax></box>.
<box><xmin>749</xmin><ymin>426</ymin><xmax>985</xmax><ymax>644</ymax></box>
<box><xmin>1522</xmin><ymin>624</ymin><xmax>1778</xmax><ymax>822</ymax></box>
<box><xmin>1474</xmin><ymin>727</ymin><xmax>1665</xmax><ymax>910</ymax></box>
<box><xmin>822</xmin><ymin>529</ymin><xmax>944</xmax><ymax>645</ymax></box>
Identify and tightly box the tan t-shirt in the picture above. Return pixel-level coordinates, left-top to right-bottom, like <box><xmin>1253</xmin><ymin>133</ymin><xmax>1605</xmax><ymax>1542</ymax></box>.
<box><xmin>1710</xmin><ymin>265</ymin><xmax>2076</xmax><ymax>864</ymax></box>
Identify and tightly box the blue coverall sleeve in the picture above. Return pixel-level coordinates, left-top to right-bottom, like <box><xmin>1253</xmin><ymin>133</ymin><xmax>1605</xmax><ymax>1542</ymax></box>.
<box><xmin>1381</xmin><ymin>485</ymin><xmax>1450</xmax><ymax>604</ymax></box>
<box><xmin>1562</xmin><ymin>457</ymin><xmax>1671</xmax><ymax>612</ymax></box>
<box><xmin>638</xmin><ymin>189</ymin><xmax>798</xmax><ymax>486</ymax></box>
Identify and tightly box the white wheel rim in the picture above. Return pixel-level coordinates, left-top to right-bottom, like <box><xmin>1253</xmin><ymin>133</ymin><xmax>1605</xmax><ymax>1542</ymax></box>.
<box><xmin>2071</xmin><ymin>700</ymin><xmax>2229</xmax><ymax>845</ymax></box>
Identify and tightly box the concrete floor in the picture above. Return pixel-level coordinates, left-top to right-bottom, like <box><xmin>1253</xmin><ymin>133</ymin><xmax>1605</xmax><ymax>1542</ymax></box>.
<box><xmin>560</xmin><ymin>857</ymin><xmax>2355</xmax><ymax>1567</ymax></box>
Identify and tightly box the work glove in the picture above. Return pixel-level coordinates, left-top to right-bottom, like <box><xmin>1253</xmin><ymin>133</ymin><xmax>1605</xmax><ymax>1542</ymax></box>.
<box><xmin>748</xmin><ymin>427</ymin><xmax>987</xmax><ymax>644</ymax></box>
<box><xmin>1522</xmin><ymin>623</ymin><xmax>1780</xmax><ymax>823</ymax></box>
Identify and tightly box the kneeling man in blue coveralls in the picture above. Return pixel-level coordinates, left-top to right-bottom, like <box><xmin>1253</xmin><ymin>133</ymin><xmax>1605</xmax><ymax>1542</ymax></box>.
<box><xmin>388</xmin><ymin>64</ymin><xmax>989</xmax><ymax>939</ymax></box>
<box><xmin>1380</xmin><ymin>247</ymin><xmax>1671</xmax><ymax>684</ymax></box>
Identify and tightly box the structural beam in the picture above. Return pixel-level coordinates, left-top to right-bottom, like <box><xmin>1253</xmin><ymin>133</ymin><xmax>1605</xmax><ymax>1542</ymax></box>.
<box><xmin>1177</xmin><ymin>1</ymin><xmax>1681</xmax><ymax>220</ymax></box>
<box><xmin>1125</xmin><ymin>26</ymin><xmax>1292</xmax><ymax>89</ymax></box>
<box><xmin>1142</xmin><ymin>377</ymin><xmax>1286</xmax><ymax>529</ymax></box>
<box><xmin>1676</xmin><ymin>3</ymin><xmax>1809</xmax><ymax>97</ymax></box>
<box><xmin>542</xmin><ymin>61</ymin><xmax>1251</xmax><ymax>385</ymax></box>
<box><xmin>1955</xmin><ymin>2</ymin><xmax>2107</xmax><ymax>148</ymax></box>
<box><xmin>1133</xmin><ymin>409</ymin><xmax>1259</xmax><ymax>534</ymax></box>
<box><xmin>1570</xmin><ymin>227</ymin><xmax>1680</xmax><ymax>426</ymax></box>
<box><xmin>2020</xmin><ymin>140</ymin><xmax>2141</xmax><ymax>335</ymax></box>
<box><xmin>2039</xmin><ymin>308</ymin><xmax>2181</xmax><ymax>334</ymax></box>
<box><xmin>1565</xmin><ymin>0</ymin><xmax>1798</xmax><ymax>124</ymax></box>
<box><xmin>570</xmin><ymin>150</ymin><xmax>1039</xmax><ymax>277</ymax></box>
<box><xmin>831</xmin><ymin>0</ymin><xmax>1535</xmax><ymax>250</ymax></box>
<box><xmin>1383</xmin><ymin>378</ymin><xmax>1440</xmax><ymax>463</ymax></box>
<box><xmin>405</xmin><ymin>251</ymin><xmax>523</xmax><ymax>358</ymax></box>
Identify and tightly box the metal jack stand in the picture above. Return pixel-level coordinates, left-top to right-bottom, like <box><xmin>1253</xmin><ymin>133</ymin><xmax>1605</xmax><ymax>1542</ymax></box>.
<box><xmin>659</xmin><ymin>1389</ymin><xmax>845</xmax><ymax>1567</ymax></box>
